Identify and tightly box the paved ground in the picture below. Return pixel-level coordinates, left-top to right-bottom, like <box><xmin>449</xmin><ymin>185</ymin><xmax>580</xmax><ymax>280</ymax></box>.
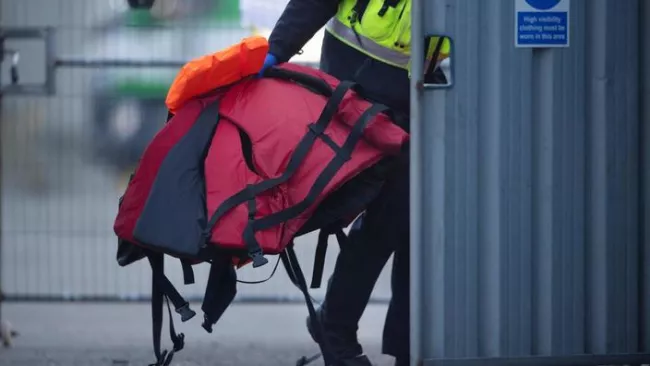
<box><xmin>0</xmin><ymin>302</ymin><xmax>397</xmax><ymax>366</ymax></box>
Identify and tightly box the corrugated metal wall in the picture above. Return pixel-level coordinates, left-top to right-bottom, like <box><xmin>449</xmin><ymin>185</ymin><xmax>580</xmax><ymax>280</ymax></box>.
<box><xmin>641</xmin><ymin>0</ymin><xmax>650</xmax><ymax>354</ymax></box>
<box><xmin>411</xmin><ymin>0</ymin><xmax>649</xmax><ymax>362</ymax></box>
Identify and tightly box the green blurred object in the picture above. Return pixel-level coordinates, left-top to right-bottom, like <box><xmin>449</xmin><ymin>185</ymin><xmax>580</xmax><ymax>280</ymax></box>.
<box><xmin>212</xmin><ymin>0</ymin><xmax>241</xmax><ymax>21</ymax></box>
<box><xmin>125</xmin><ymin>0</ymin><xmax>241</xmax><ymax>27</ymax></box>
<box><xmin>114</xmin><ymin>79</ymin><xmax>172</xmax><ymax>99</ymax></box>
<box><xmin>112</xmin><ymin>0</ymin><xmax>244</xmax><ymax>98</ymax></box>
<box><xmin>125</xmin><ymin>8</ymin><xmax>164</xmax><ymax>27</ymax></box>
<box><xmin>89</xmin><ymin>0</ymin><xmax>250</xmax><ymax>171</ymax></box>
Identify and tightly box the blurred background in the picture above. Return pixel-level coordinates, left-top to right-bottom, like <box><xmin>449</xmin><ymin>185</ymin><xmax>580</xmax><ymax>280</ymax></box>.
<box><xmin>0</xmin><ymin>0</ymin><xmax>395</xmax><ymax>364</ymax></box>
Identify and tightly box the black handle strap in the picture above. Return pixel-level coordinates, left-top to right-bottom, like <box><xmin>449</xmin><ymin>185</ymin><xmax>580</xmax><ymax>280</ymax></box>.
<box><xmin>310</xmin><ymin>227</ymin><xmax>347</xmax><ymax>289</ymax></box>
<box><xmin>281</xmin><ymin>244</ymin><xmax>338</xmax><ymax>365</ymax></box>
<box><xmin>147</xmin><ymin>253</ymin><xmax>189</xmax><ymax>366</ymax></box>
<box><xmin>262</xmin><ymin>66</ymin><xmax>336</xmax><ymax>98</ymax></box>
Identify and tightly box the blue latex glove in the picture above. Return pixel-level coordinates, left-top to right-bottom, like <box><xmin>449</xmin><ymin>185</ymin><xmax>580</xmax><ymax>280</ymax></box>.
<box><xmin>258</xmin><ymin>53</ymin><xmax>278</xmax><ymax>77</ymax></box>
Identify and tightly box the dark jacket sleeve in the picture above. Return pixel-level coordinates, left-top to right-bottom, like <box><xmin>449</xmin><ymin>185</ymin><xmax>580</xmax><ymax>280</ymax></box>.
<box><xmin>268</xmin><ymin>0</ymin><xmax>341</xmax><ymax>63</ymax></box>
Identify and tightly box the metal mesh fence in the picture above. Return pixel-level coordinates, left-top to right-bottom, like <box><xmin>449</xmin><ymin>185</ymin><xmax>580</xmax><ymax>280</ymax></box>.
<box><xmin>0</xmin><ymin>0</ymin><xmax>393</xmax><ymax>302</ymax></box>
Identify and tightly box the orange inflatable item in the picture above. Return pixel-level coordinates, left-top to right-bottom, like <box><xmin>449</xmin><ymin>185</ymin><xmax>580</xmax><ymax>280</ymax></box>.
<box><xmin>165</xmin><ymin>36</ymin><xmax>269</xmax><ymax>113</ymax></box>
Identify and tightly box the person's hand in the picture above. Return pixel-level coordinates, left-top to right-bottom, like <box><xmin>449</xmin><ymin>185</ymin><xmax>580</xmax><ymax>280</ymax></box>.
<box><xmin>258</xmin><ymin>53</ymin><xmax>278</xmax><ymax>77</ymax></box>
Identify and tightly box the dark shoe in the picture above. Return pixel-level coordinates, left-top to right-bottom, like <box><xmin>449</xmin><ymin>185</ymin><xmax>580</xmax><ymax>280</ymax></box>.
<box><xmin>306</xmin><ymin>307</ymin><xmax>371</xmax><ymax>366</ymax></box>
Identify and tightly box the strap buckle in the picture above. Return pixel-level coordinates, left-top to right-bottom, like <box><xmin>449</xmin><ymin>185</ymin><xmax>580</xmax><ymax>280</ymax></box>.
<box><xmin>249</xmin><ymin>249</ymin><xmax>269</xmax><ymax>268</ymax></box>
<box><xmin>175</xmin><ymin>302</ymin><xmax>196</xmax><ymax>322</ymax></box>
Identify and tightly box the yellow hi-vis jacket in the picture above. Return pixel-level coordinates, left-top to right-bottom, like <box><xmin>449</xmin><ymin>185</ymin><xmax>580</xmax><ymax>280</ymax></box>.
<box><xmin>324</xmin><ymin>0</ymin><xmax>451</xmax><ymax>72</ymax></box>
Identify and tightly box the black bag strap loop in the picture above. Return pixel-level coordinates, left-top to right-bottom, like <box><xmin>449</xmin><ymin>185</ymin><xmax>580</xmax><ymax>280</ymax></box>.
<box><xmin>310</xmin><ymin>226</ymin><xmax>347</xmax><ymax>289</ymax></box>
<box><xmin>146</xmin><ymin>252</ymin><xmax>193</xmax><ymax>366</ymax></box>
<box><xmin>200</xmin><ymin>252</ymin><xmax>238</xmax><ymax>334</ymax></box>
<box><xmin>262</xmin><ymin>66</ymin><xmax>339</xmax><ymax>98</ymax></box>
<box><xmin>281</xmin><ymin>243</ymin><xmax>338</xmax><ymax>364</ymax></box>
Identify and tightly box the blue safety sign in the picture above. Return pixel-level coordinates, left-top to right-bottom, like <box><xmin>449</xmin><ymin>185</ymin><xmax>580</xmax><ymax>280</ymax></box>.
<box><xmin>525</xmin><ymin>0</ymin><xmax>561</xmax><ymax>10</ymax></box>
<box><xmin>515</xmin><ymin>0</ymin><xmax>570</xmax><ymax>47</ymax></box>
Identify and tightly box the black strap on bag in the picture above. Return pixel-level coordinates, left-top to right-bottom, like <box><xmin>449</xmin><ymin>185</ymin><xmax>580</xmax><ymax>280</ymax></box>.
<box><xmin>149</xmin><ymin>255</ymin><xmax>195</xmax><ymax>322</ymax></box>
<box><xmin>200</xmin><ymin>252</ymin><xmax>238</xmax><ymax>333</ymax></box>
<box><xmin>146</xmin><ymin>252</ymin><xmax>196</xmax><ymax>366</ymax></box>
<box><xmin>310</xmin><ymin>227</ymin><xmax>347</xmax><ymax>289</ymax></box>
<box><xmin>180</xmin><ymin>259</ymin><xmax>195</xmax><ymax>285</ymax></box>
<box><xmin>281</xmin><ymin>243</ymin><xmax>338</xmax><ymax>365</ymax></box>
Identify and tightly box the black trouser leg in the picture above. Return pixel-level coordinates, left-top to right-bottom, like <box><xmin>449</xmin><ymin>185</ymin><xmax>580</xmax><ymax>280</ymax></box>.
<box><xmin>382</xmin><ymin>239</ymin><xmax>410</xmax><ymax>359</ymax></box>
<box><xmin>320</xmin><ymin>153</ymin><xmax>410</xmax><ymax>357</ymax></box>
<box><xmin>380</xmin><ymin>154</ymin><xmax>410</xmax><ymax>360</ymax></box>
<box><xmin>320</xmin><ymin>210</ymin><xmax>395</xmax><ymax>356</ymax></box>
